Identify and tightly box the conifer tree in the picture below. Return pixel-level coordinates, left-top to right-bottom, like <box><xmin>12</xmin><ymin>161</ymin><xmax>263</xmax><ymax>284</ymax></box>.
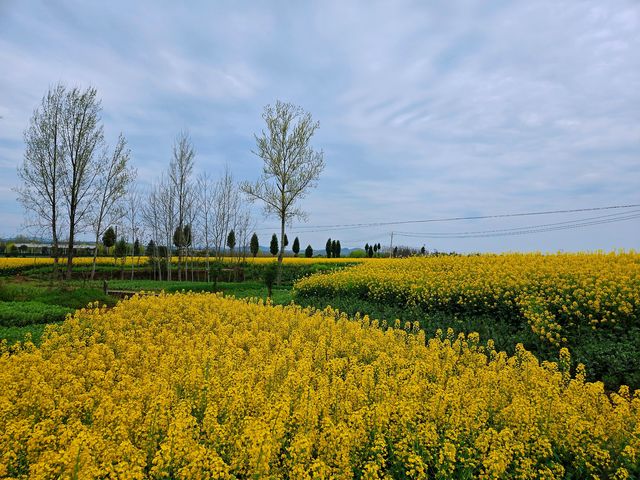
<box><xmin>102</xmin><ymin>227</ymin><xmax>116</xmax><ymax>255</ymax></box>
<box><xmin>270</xmin><ymin>234</ymin><xmax>279</xmax><ymax>256</ymax></box>
<box><xmin>292</xmin><ymin>237</ymin><xmax>300</xmax><ymax>257</ymax></box>
<box><xmin>227</xmin><ymin>229</ymin><xmax>236</xmax><ymax>256</ymax></box>
<box><xmin>250</xmin><ymin>233</ymin><xmax>259</xmax><ymax>258</ymax></box>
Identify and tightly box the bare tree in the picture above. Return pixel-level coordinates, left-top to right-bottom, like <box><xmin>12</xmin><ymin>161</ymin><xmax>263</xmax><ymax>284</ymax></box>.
<box><xmin>89</xmin><ymin>134</ymin><xmax>134</xmax><ymax>280</ymax></box>
<box><xmin>197</xmin><ymin>172</ymin><xmax>215</xmax><ymax>282</ymax></box>
<box><xmin>235</xmin><ymin>207</ymin><xmax>255</xmax><ymax>262</ymax></box>
<box><xmin>183</xmin><ymin>204</ymin><xmax>197</xmax><ymax>282</ymax></box>
<box><xmin>212</xmin><ymin>166</ymin><xmax>239</xmax><ymax>259</ymax></box>
<box><xmin>60</xmin><ymin>86</ymin><xmax>105</xmax><ymax>280</ymax></box>
<box><xmin>125</xmin><ymin>187</ymin><xmax>141</xmax><ymax>280</ymax></box>
<box><xmin>157</xmin><ymin>174</ymin><xmax>176</xmax><ymax>281</ymax></box>
<box><xmin>241</xmin><ymin>101</ymin><xmax>324</xmax><ymax>281</ymax></box>
<box><xmin>16</xmin><ymin>84</ymin><xmax>66</xmax><ymax>279</ymax></box>
<box><xmin>169</xmin><ymin>132</ymin><xmax>195</xmax><ymax>281</ymax></box>
<box><xmin>141</xmin><ymin>185</ymin><xmax>163</xmax><ymax>281</ymax></box>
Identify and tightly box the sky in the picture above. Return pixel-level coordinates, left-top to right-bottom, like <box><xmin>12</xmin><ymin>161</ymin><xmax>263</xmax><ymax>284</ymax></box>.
<box><xmin>0</xmin><ymin>0</ymin><xmax>638</xmax><ymax>252</ymax></box>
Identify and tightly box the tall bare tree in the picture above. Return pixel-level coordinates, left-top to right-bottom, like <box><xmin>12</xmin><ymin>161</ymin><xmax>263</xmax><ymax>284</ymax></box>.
<box><xmin>125</xmin><ymin>187</ymin><xmax>141</xmax><ymax>280</ymax></box>
<box><xmin>185</xmin><ymin>201</ymin><xmax>198</xmax><ymax>281</ymax></box>
<box><xmin>212</xmin><ymin>166</ymin><xmax>239</xmax><ymax>259</ymax></box>
<box><xmin>141</xmin><ymin>185</ymin><xmax>163</xmax><ymax>281</ymax></box>
<box><xmin>16</xmin><ymin>84</ymin><xmax>66</xmax><ymax>279</ymax></box>
<box><xmin>89</xmin><ymin>134</ymin><xmax>134</xmax><ymax>280</ymax></box>
<box><xmin>157</xmin><ymin>174</ymin><xmax>176</xmax><ymax>281</ymax></box>
<box><xmin>60</xmin><ymin>86</ymin><xmax>105</xmax><ymax>280</ymax></box>
<box><xmin>197</xmin><ymin>172</ymin><xmax>215</xmax><ymax>282</ymax></box>
<box><xmin>235</xmin><ymin>207</ymin><xmax>255</xmax><ymax>262</ymax></box>
<box><xmin>169</xmin><ymin>132</ymin><xmax>195</xmax><ymax>281</ymax></box>
<box><xmin>241</xmin><ymin>101</ymin><xmax>324</xmax><ymax>281</ymax></box>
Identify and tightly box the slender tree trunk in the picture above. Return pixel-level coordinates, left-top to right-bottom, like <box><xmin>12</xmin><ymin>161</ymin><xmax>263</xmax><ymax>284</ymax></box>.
<box><xmin>277</xmin><ymin>214</ymin><xmax>285</xmax><ymax>285</ymax></box>
<box><xmin>66</xmin><ymin>210</ymin><xmax>76</xmax><ymax>280</ymax></box>
<box><xmin>166</xmin><ymin>249</ymin><xmax>172</xmax><ymax>282</ymax></box>
<box><xmin>51</xmin><ymin>225</ymin><xmax>59</xmax><ymax>282</ymax></box>
<box><xmin>205</xmin><ymin>249</ymin><xmax>210</xmax><ymax>283</ymax></box>
<box><xmin>90</xmin><ymin>232</ymin><xmax>100</xmax><ymax>280</ymax></box>
<box><xmin>177</xmin><ymin>246</ymin><xmax>182</xmax><ymax>281</ymax></box>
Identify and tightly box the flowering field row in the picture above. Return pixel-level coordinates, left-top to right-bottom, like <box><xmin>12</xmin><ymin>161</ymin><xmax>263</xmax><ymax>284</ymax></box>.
<box><xmin>1</xmin><ymin>292</ymin><xmax>638</xmax><ymax>478</ymax></box>
<box><xmin>0</xmin><ymin>255</ymin><xmax>366</xmax><ymax>271</ymax></box>
<box><xmin>294</xmin><ymin>252</ymin><xmax>640</xmax><ymax>347</ymax></box>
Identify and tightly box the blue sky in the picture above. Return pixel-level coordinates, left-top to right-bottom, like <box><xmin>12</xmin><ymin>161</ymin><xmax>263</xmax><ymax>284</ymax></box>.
<box><xmin>0</xmin><ymin>0</ymin><xmax>638</xmax><ymax>252</ymax></box>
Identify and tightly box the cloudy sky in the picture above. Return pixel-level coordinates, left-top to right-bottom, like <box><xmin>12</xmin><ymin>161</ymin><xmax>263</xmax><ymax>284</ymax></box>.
<box><xmin>0</xmin><ymin>0</ymin><xmax>638</xmax><ymax>252</ymax></box>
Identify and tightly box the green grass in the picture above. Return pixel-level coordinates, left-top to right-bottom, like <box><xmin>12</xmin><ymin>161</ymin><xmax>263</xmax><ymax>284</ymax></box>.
<box><xmin>0</xmin><ymin>280</ymin><xmax>115</xmax><ymax>309</ymax></box>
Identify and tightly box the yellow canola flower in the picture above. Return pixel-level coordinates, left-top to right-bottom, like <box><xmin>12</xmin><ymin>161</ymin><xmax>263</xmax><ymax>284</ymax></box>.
<box><xmin>1</xmin><ymin>292</ymin><xmax>638</xmax><ymax>478</ymax></box>
<box><xmin>294</xmin><ymin>251</ymin><xmax>640</xmax><ymax>345</ymax></box>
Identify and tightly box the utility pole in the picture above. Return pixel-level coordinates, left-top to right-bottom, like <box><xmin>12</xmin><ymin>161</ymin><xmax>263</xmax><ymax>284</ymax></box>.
<box><xmin>389</xmin><ymin>231</ymin><xmax>394</xmax><ymax>258</ymax></box>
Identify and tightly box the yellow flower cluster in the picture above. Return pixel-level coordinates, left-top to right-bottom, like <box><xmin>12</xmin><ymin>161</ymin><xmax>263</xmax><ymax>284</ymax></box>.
<box><xmin>1</xmin><ymin>292</ymin><xmax>638</xmax><ymax>478</ymax></box>
<box><xmin>0</xmin><ymin>255</ymin><xmax>366</xmax><ymax>271</ymax></box>
<box><xmin>294</xmin><ymin>252</ymin><xmax>640</xmax><ymax>347</ymax></box>
<box><xmin>0</xmin><ymin>257</ymin><xmax>125</xmax><ymax>270</ymax></box>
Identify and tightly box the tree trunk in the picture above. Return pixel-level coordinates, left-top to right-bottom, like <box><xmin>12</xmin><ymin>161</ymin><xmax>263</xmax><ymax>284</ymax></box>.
<box><xmin>51</xmin><ymin>224</ymin><xmax>59</xmax><ymax>282</ymax></box>
<box><xmin>90</xmin><ymin>232</ymin><xmax>100</xmax><ymax>280</ymax></box>
<box><xmin>177</xmin><ymin>246</ymin><xmax>182</xmax><ymax>281</ymax></box>
<box><xmin>206</xmin><ymin>249</ymin><xmax>210</xmax><ymax>283</ymax></box>
<box><xmin>277</xmin><ymin>215</ymin><xmax>285</xmax><ymax>286</ymax></box>
<box><xmin>66</xmin><ymin>212</ymin><xmax>76</xmax><ymax>280</ymax></box>
<box><xmin>166</xmin><ymin>252</ymin><xmax>172</xmax><ymax>282</ymax></box>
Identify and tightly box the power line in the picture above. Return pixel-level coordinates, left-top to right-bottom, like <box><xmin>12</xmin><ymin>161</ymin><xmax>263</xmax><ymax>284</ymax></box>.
<box><xmin>395</xmin><ymin>212</ymin><xmax>640</xmax><ymax>239</ymax></box>
<box><xmin>394</xmin><ymin>209</ymin><xmax>640</xmax><ymax>237</ymax></box>
<box><xmin>253</xmin><ymin>203</ymin><xmax>640</xmax><ymax>234</ymax></box>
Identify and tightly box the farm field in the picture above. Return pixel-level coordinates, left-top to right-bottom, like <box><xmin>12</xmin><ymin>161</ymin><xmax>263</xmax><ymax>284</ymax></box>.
<box><xmin>0</xmin><ymin>278</ymin><xmax>292</xmax><ymax>346</ymax></box>
<box><xmin>0</xmin><ymin>280</ymin><xmax>116</xmax><ymax>345</ymax></box>
<box><xmin>294</xmin><ymin>252</ymin><xmax>640</xmax><ymax>389</ymax></box>
<box><xmin>1</xmin><ymin>252</ymin><xmax>639</xmax><ymax>478</ymax></box>
<box><xmin>1</xmin><ymin>291</ymin><xmax>638</xmax><ymax>479</ymax></box>
<box><xmin>0</xmin><ymin>255</ymin><xmax>352</xmax><ymax>346</ymax></box>
<box><xmin>0</xmin><ymin>255</ymin><xmax>367</xmax><ymax>272</ymax></box>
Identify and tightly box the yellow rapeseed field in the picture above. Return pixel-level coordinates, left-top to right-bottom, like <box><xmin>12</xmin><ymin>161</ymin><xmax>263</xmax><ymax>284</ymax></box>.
<box><xmin>1</xmin><ymin>292</ymin><xmax>638</xmax><ymax>478</ymax></box>
<box><xmin>294</xmin><ymin>252</ymin><xmax>640</xmax><ymax>347</ymax></box>
<box><xmin>0</xmin><ymin>255</ymin><xmax>365</xmax><ymax>271</ymax></box>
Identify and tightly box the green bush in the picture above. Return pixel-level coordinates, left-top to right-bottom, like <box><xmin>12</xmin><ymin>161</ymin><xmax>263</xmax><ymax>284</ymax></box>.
<box><xmin>0</xmin><ymin>301</ymin><xmax>72</xmax><ymax>327</ymax></box>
